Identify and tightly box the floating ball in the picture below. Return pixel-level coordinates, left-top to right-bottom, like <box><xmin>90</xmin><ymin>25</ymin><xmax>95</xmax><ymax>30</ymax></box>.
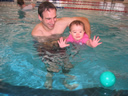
<box><xmin>100</xmin><ymin>71</ymin><xmax>116</xmax><ymax>87</ymax></box>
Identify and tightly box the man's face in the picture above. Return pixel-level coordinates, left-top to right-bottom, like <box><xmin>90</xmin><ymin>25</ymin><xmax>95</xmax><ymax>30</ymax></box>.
<box><xmin>41</xmin><ymin>9</ymin><xmax>57</xmax><ymax>30</ymax></box>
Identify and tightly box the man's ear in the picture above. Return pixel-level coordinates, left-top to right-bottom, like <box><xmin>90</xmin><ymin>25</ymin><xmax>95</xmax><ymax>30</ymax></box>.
<box><xmin>38</xmin><ymin>15</ymin><xmax>42</xmax><ymax>21</ymax></box>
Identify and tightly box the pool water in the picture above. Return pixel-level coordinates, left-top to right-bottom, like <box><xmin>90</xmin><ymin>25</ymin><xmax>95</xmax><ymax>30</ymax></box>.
<box><xmin>0</xmin><ymin>5</ymin><xmax>128</xmax><ymax>96</ymax></box>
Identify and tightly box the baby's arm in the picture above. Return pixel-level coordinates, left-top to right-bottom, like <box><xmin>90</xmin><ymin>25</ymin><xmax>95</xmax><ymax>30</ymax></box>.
<box><xmin>86</xmin><ymin>36</ymin><xmax>102</xmax><ymax>48</ymax></box>
<box><xmin>58</xmin><ymin>37</ymin><xmax>70</xmax><ymax>48</ymax></box>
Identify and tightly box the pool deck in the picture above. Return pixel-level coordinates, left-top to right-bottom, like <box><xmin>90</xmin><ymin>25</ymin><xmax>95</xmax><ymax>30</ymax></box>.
<box><xmin>0</xmin><ymin>81</ymin><xmax>128</xmax><ymax>96</ymax></box>
<box><xmin>49</xmin><ymin>0</ymin><xmax>128</xmax><ymax>13</ymax></box>
<box><xmin>0</xmin><ymin>0</ymin><xmax>128</xmax><ymax>13</ymax></box>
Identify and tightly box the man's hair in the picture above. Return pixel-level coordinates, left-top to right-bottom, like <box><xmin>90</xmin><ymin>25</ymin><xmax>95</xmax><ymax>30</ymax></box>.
<box><xmin>38</xmin><ymin>1</ymin><xmax>57</xmax><ymax>18</ymax></box>
<box><xmin>17</xmin><ymin>0</ymin><xmax>25</xmax><ymax>6</ymax></box>
<box><xmin>69</xmin><ymin>20</ymin><xmax>85</xmax><ymax>31</ymax></box>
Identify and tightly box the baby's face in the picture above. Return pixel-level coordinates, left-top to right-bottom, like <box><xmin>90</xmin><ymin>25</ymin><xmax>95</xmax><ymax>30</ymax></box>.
<box><xmin>70</xmin><ymin>25</ymin><xmax>85</xmax><ymax>41</ymax></box>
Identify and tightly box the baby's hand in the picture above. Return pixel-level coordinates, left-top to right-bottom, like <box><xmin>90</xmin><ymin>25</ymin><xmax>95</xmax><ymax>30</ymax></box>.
<box><xmin>89</xmin><ymin>36</ymin><xmax>102</xmax><ymax>48</ymax></box>
<box><xmin>58</xmin><ymin>37</ymin><xmax>70</xmax><ymax>48</ymax></box>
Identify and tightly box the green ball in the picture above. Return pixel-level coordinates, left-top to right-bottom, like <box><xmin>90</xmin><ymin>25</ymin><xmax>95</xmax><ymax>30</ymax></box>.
<box><xmin>100</xmin><ymin>71</ymin><xmax>116</xmax><ymax>87</ymax></box>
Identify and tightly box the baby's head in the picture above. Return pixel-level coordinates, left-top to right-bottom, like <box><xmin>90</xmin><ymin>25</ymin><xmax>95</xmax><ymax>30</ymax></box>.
<box><xmin>69</xmin><ymin>20</ymin><xmax>85</xmax><ymax>41</ymax></box>
<box><xmin>69</xmin><ymin>20</ymin><xmax>85</xmax><ymax>31</ymax></box>
<box><xmin>17</xmin><ymin>0</ymin><xmax>25</xmax><ymax>7</ymax></box>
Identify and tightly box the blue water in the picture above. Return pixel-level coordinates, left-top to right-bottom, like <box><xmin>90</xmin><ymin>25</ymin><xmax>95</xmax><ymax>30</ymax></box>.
<box><xmin>0</xmin><ymin>5</ymin><xmax>128</xmax><ymax>95</ymax></box>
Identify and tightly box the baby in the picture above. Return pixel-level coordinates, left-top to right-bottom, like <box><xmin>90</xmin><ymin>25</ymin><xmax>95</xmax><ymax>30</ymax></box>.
<box><xmin>58</xmin><ymin>20</ymin><xmax>102</xmax><ymax>48</ymax></box>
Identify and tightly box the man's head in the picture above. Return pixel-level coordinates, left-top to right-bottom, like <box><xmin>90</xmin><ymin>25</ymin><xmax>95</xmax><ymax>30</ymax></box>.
<box><xmin>38</xmin><ymin>2</ymin><xmax>57</xmax><ymax>30</ymax></box>
<box><xmin>69</xmin><ymin>20</ymin><xmax>85</xmax><ymax>41</ymax></box>
<box><xmin>17</xmin><ymin>0</ymin><xmax>25</xmax><ymax>6</ymax></box>
<box><xmin>38</xmin><ymin>1</ymin><xmax>57</xmax><ymax>18</ymax></box>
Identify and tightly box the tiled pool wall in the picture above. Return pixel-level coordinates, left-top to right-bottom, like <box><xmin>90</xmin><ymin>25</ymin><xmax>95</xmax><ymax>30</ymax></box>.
<box><xmin>0</xmin><ymin>0</ymin><xmax>128</xmax><ymax>13</ymax></box>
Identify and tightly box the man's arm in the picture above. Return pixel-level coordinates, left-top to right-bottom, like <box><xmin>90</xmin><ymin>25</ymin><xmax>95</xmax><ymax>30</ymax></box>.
<box><xmin>32</xmin><ymin>17</ymin><xmax>91</xmax><ymax>39</ymax></box>
<box><xmin>78</xmin><ymin>17</ymin><xmax>91</xmax><ymax>38</ymax></box>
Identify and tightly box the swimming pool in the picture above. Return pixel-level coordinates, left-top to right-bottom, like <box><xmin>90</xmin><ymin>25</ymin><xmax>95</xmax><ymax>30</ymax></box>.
<box><xmin>0</xmin><ymin>3</ymin><xmax>128</xmax><ymax>96</ymax></box>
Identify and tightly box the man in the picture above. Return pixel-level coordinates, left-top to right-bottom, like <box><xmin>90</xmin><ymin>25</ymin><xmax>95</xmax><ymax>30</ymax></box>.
<box><xmin>31</xmin><ymin>1</ymin><xmax>91</xmax><ymax>39</ymax></box>
<box><xmin>31</xmin><ymin>1</ymin><xmax>91</xmax><ymax>90</ymax></box>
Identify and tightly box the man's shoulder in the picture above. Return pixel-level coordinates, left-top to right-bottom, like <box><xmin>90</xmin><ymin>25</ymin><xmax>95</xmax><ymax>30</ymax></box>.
<box><xmin>31</xmin><ymin>23</ymin><xmax>43</xmax><ymax>36</ymax></box>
